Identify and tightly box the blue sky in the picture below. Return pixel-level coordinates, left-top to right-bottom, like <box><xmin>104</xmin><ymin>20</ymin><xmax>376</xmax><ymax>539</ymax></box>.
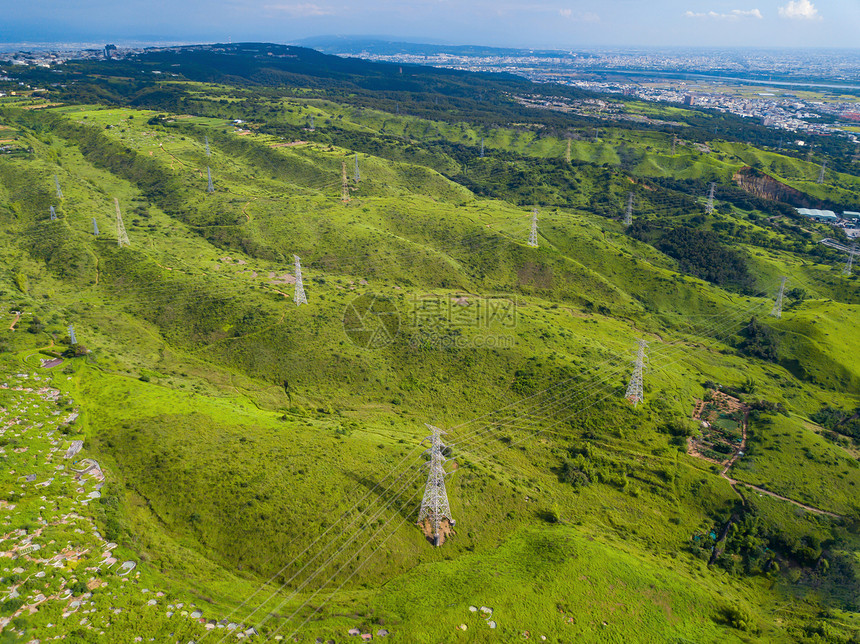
<box><xmin>1</xmin><ymin>0</ymin><xmax>857</xmax><ymax>48</ymax></box>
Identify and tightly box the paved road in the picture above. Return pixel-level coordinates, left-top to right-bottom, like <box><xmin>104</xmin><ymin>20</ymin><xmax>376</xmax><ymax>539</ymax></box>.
<box><xmin>820</xmin><ymin>238</ymin><xmax>855</xmax><ymax>254</ymax></box>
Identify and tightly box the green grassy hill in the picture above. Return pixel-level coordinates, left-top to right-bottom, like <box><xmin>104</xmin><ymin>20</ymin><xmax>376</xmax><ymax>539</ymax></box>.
<box><xmin>0</xmin><ymin>48</ymin><xmax>859</xmax><ymax>643</ymax></box>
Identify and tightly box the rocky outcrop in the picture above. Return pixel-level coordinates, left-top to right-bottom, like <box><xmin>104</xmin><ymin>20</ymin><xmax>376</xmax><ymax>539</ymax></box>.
<box><xmin>732</xmin><ymin>166</ymin><xmax>819</xmax><ymax>208</ymax></box>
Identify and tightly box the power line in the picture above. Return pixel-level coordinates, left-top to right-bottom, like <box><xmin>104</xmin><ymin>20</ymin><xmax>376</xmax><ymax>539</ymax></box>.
<box><xmin>264</xmin><ymin>295</ymin><xmax>775</xmax><ymax>642</ymax></box>
<box><xmin>207</xmin><ymin>289</ymin><xmax>774</xmax><ymax>641</ymax></box>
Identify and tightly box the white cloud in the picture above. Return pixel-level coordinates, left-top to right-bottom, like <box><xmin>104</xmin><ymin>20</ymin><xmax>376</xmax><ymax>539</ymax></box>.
<box><xmin>733</xmin><ymin>8</ymin><xmax>763</xmax><ymax>18</ymax></box>
<box><xmin>263</xmin><ymin>3</ymin><xmax>333</xmax><ymax>16</ymax></box>
<box><xmin>558</xmin><ymin>8</ymin><xmax>600</xmax><ymax>22</ymax></box>
<box><xmin>685</xmin><ymin>8</ymin><xmax>763</xmax><ymax>20</ymax></box>
<box><xmin>778</xmin><ymin>0</ymin><xmax>821</xmax><ymax>20</ymax></box>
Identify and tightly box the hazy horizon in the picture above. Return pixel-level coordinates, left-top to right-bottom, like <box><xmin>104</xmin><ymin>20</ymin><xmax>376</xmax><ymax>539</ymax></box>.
<box><xmin>2</xmin><ymin>0</ymin><xmax>858</xmax><ymax>50</ymax></box>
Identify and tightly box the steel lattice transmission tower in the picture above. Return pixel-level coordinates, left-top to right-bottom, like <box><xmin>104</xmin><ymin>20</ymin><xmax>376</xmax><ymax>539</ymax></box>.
<box><xmin>771</xmin><ymin>276</ymin><xmax>787</xmax><ymax>318</ymax></box>
<box><xmin>818</xmin><ymin>162</ymin><xmax>826</xmax><ymax>184</ymax></box>
<box><xmin>341</xmin><ymin>161</ymin><xmax>350</xmax><ymax>203</ymax></box>
<box><xmin>480</xmin><ymin>137</ymin><xmax>484</xmax><ymax>158</ymax></box>
<box><xmin>206</xmin><ymin>167</ymin><xmax>214</xmax><ymax>193</ymax></box>
<box><xmin>565</xmin><ymin>137</ymin><xmax>571</xmax><ymax>163</ymax></box>
<box><xmin>354</xmin><ymin>153</ymin><xmax>360</xmax><ymax>183</ymax></box>
<box><xmin>49</xmin><ymin>206</ymin><xmax>56</xmax><ymax>221</ymax></box>
<box><xmin>68</xmin><ymin>325</ymin><xmax>77</xmax><ymax>345</ymax></box>
<box><xmin>54</xmin><ymin>175</ymin><xmax>63</xmax><ymax>199</ymax></box>
<box><xmin>844</xmin><ymin>243</ymin><xmax>857</xmax><ymax>276</ymax></box>
<box><xmin>625</xmin><ymin>340</ymin><xmax>647</xmax><ymax>406</ymax></box>
<box><xmin>204</xmin><ymin>135</ymin><xmax>211</xmax><ymax>158</ymax></box>
<box><xmin>417</xmin><ymin>424</ymin><xmax>454</xmax><ymax>547</ymax></box>
<box><xmin>705</xmin><ymin>182</ymin><xmax>716</xmax><ymax>214</ymax></box>
<box><xmin>671</xmin><ymin>133</ymin><xmax>677</xmax><ymax>155</ymax></box>
<box><xmin>528</xmin><ymin>208</ymin><xmax>539</xmax><ymax>248</ymax></box>
<box><xmin>594</xmin><ymin>127</ymin><xmax>599</xmax><ymax>142</ymax></box>
<box><xmin>293</xmin><ymin>255</ymin><xmax>308</xmax><ymax>306</ymax></box>
<box><xmin>114</xmin><ymin>198</ymin><xmax>130</xmax><ymax>247</ymax></box>
<box><xmin>92</xmin><ymin>218</ymin><xmax>99</xmax><ymax>236</ymax></box>
<box><xmin>309</xmin><ymin>114</ymin><xmax>314</xmax><ymax>130</ymax></box>
<box><xmin>624</xmin><ymin>192</ymin><xmax>634</xmax><ymax>227</ymax></box>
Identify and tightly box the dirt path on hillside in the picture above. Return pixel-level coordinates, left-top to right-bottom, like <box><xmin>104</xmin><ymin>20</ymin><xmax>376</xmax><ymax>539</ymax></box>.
<box><xmin>726</xmin><ymin>477</ymin><xmax>841</xmax><ymax>518</ymax></box>
<box><xmin>720</xmin><ymin>415</ymin><xmax>748</xmax><ymax>476</ymax></box>
<box><xmin>720</xmin><ymin>414</ymin><xmax>839</xmax><ymax>517</ymax></box>
<box><xmin>158</xmin><ymin>142</ymin><xmax>188</xmax><ymax>168</ymax></box>
<box><xmin>690</xmin><ymin>400</ymin><xmax>841</xmax><ymax>518</ymax></box>
<box><xmin>9</xmin><ymin>312</ymin><xmax>21</xmax><ymax>331</ymax></box>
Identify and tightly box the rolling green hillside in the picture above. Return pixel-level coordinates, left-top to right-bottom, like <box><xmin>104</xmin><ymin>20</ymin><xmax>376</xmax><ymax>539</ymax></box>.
<box><xmin>0</xmin><ymin>46</ymin><xmax>859</xmax><ymax>644</ymax></box>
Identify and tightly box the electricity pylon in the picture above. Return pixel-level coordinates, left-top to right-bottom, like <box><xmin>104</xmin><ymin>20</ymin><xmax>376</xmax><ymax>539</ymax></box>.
<box><xmin>818</xmin><ymin>162</ymin><xmax>826</xmax><ymax>184</ymax></box>
<box><xmin>671</xmin><ymin>133</ymin><xmax>677</xmax><ymax>155</ymax></box>
<box><xmin>92</xmin><ymin>218</ymin><xmax>99</xmax><ymax>236</ymax></box>
<box><xmin>417</xmin><ymin>424</ymin><xmax>453</xmax><ymax>547</ymax></box>
<box><xmin>204</xmin><ymin>135</ymin><xmax>211</xmax><ymax>157</ymax></box>
<box><xmin>206</xmin><ymin>166</ymin><xmax>214</xmax><ymax>193</ymax></box>
<box><xmin>771</xmin><ymin>276</ymin><xmax>787</xmax><ymax>318</ymax></box>
<box><xmin>844</xmin><ymin>243</ymin><xmax>857</xmax><ymax>276</ymax></box>
<box><xmin>68</xmin><ymin>325</ymin><xmax>77</xmax><ymax>345</ymax></box>
<box><xmin>309</xmin><ymin>115</ymin><xmax>314</xmax><ymax>130</ymax></box>
<box><xmin>625</xmin><ymin>340</ymin><xmax>647</xmax><ymax>406</ymax></box>
<box><xmin>706</xmin><ymin>182</ymin><xmax>716</xmax><ymax>214</ymax></box>
<box><xmin>565</xmin><ymin>137</ymin><xmax>571</xmax><ymax>163</ymax></box>
<box><xmin>54</xmin><ymin>175</ymin><xmax>63</xmax><ymax>199</ymax></box>
<box><xmin>341</xmin><ymin>161</ymin><xmax>350</xmax><ymax>203</ymax></box>
<box><xmin>114</xmin><ymin>198</ymin><xmax>130</xmax><ymax>247</ymax></box>
<box><xmin>354</xmin><ymin>153</ymin><xmax>360</xmax><ymax>183</ymax></box>
<box><xmin>480</xmin><ymin>137</ymin><xmax>484</xmax><ymax>158</ymax></box>
<box><xmin>528</xmin><ymin>208</ymin><xmax>539</xmax><ymax>248</ymax></box>
<box><xmin>594</xmin><ymin>127</ymin><xmax>599</xmax><ymax>142</ymax></box>
<box><xmin>49</xmin><ymin>206</ymin><xmax>56</xmax><ymax>221</ymax></box>
<box><xmin>293</xmin><ymin>255</ymin><xmax>307</xmax><ymax>305</ymax></box>
<box><xmin>624</xmin><ymin>192</ymin><xmax>634</xmax><ymax>227</ymax></box>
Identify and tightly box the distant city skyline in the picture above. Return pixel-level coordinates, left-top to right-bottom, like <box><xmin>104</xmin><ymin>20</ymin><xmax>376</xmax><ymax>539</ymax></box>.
<box><xmin>2</xmin><ymin>0</ymin><xmax>858</xmax><ymax>49</ymax></box>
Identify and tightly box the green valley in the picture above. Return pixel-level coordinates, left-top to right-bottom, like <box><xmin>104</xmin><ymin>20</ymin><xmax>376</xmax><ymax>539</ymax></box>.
<box><xmin>0</xmin><ymin>43</ymin><xmax>858</xmax><ymax>644</ymax></box>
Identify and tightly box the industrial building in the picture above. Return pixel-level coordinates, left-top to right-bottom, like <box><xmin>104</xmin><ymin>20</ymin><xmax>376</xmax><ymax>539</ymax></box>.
<box><xmin>795</xmin><ymin>208</ymin><xmax>838</xmax><ymax>222</ymax></box>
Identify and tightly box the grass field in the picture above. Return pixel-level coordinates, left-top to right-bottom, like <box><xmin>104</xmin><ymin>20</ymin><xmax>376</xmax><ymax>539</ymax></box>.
<box><xmin>0</xmin><ymin>72</ymin><xmax>858</xmax><ymax>643</ymax></box>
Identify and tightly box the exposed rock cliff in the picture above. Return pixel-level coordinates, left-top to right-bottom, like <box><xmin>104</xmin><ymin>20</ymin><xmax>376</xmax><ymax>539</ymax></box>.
<box><xmin>732</xmin><ymin>166</ymin><xmax>819</xmax><ymax>208</ymax></box>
